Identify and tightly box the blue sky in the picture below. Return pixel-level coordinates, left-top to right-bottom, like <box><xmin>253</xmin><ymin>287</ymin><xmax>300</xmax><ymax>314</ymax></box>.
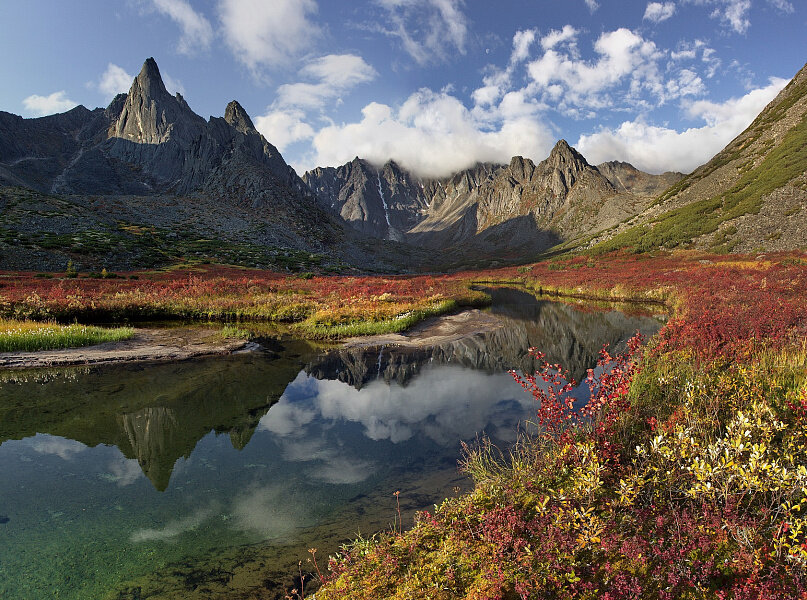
<box><xmin>1</xmin><ymin>0</ymin><xmax>805</xmax><ymax>177</ymax></box>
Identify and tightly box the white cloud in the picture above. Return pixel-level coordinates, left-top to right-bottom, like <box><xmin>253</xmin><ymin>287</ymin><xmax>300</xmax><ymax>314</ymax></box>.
<box><xmin>471</xmin><ymin>28</ymin><xmax>548</xmax><ymax>109</ymax></box>
<box><xmin>687</xmin><ymin>0</ymin><xmax>751</xmax><ymax>34</ymax></box>
<box><xmin>308</xmin><ymin>88</ymin><xmax>554</xmax><ymax>178</ymax></box>
<box><xmin>540</xmin><ymin>25</ymin><xmax>579</xmax><ymax>51</ymax></box>
<box><xmin>152</xmin><ymin>0</ymin><xmax>213</xmax><ymax>55</ymax></box>
<box><xmin>511</xmin><ymin>29</ymin><xmax>537</xmax><ymax>64</ymax></box>
<box><xmin>301</xmin><ymin>54</ymin><xmax>377</xmax><ymax>88</ymax></box>
<box><xmin>377</xmin><ymin>0</ymin><xmax>469</xmax><ymax>65</ymax></box>
<box><xmin>275</xmin><ymin>54</ymin><xmax>377</xmax><ymax>109</ymax></box>
<box><xmin>254</xmin><ymin>54</ymin><xmax>375</xmax><ymax>150</ymax></box>
<box><xmin>527</xmin><ymin>28</ymin><xmax>666</xmax><ymax>113</ymax></box>
<box><xmin>584</xmin><ymin>0</ymin><xmax>600</xmax><ymax>12</ymax></box>
<box><xmin>768</xmin><ymin>0</ymin><xmax>794</xmax><ymax>13</ymax></box>
<box><xmin>218</xmin><ymin>0</ymin><xmax>320</xmax><ymax>72</ymax></box>
<box><xmin>97</xmin><ymin>64</ymin><xmax>133</xmax><ymax>99</ymax></box>
<box><xmin>665</xmin><ymin>68</ymin><xmax>705</xmax><ymax>97</ymax></box>
<box><xmin>644</xmin><ymin>2</ymin><xmax>677</xmax><ymax>23</ymax></box>
<box><xmin>22</xmin><ymin>91</ymin><xmax>78</xmax><ymax>116</ymax></box>
<box><xmin>576</xmin><ymin>77</ymin><xmax>788</xmax><ymax>174</ymax></box>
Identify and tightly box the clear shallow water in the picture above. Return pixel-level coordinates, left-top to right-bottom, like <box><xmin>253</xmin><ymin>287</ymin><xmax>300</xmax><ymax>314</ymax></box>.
<box><xmin>0</xmin><ymin>290</ymin><xmax>663</xmax><ymax>599</ymax></box>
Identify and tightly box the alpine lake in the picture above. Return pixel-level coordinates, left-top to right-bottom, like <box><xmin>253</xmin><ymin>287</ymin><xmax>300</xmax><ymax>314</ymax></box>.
<box><xmin>0</xmin><ymin>288</ymin><xmax>664</xmax><ymax>599</ymax></box>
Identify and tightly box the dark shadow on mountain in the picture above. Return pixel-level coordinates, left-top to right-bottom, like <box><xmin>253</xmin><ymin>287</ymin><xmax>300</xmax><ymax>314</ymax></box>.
<box><xmin>414</xmin><ymin>214</ymin><xmax>565</xmax><ymax>270</ymax></box>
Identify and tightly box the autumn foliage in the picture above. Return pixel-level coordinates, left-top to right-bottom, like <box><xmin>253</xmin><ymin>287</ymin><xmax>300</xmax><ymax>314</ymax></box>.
<box><xmin>309</xmin><ymin>251</ymin><xmax>807</xmax><ymax>600</ymax></box>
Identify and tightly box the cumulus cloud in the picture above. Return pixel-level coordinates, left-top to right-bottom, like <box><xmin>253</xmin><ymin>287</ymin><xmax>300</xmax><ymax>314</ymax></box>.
<box><xmin>576</xmin><ymin>77</ymin><xmax>788</xmax><ymax>174</ymax></box>
<box><xmin>97</xmin><ymin>63</ymin><xmax>133</xmax><ymax>99</ymax></box>
<box><xmin>511</xmin><ymin>29</ymin><xmax>537</xmax><ymax>64</ymax></box>
<box><xmin>376</xmin><ymin>0</ymin><xmax>469</xmax><ymax>65</ymax></box>
<box><xmin>218</xmin><ymin>0</ymin><xmax>320</xmax><ymax>72</ymax></box>
<box><xmin>527</xmin><ymin>28</ymin><xmax>667</xmax><ymax>113</ymax></box>
<box><xmin>308</xmin><ymin>88</ymin><xmax>554</xmax><ymax>178</ymax></box>
<box><xmin>152</xmin><ymin>0</ymin><xmax>213</xmax><ymax>55</ymax></box>
<box><xmin>22</xmin><ymin>91</ymin><xmax>78</xmax><ymax>116</ymax></box>
<box><xmin>265</xmin><ymin>366</ymin><xmax>531</xmax><ymax>446</ymax></box>
<box><xmin>584</xmin><ymin>0</ymin><xmax>600</xmax><ymax>12</ymax></box>
<box><xmin>254</xmin><ymin>110</ymin><xmax>315</xmax><ymax>151</ymax></box>
<box><xmin>254</xmin><ymin>54</ymin><xmax>376</xmax><ymax>151</ymax></box>
<box><xmin>644</xmin><ymin>2</ymin><xmax>677</xmax><ymax>23</ymax></box>
<box><xmin>540</xmin><ymin>25</ymin><xmax>578</xmax><ymax>51</ymax></box>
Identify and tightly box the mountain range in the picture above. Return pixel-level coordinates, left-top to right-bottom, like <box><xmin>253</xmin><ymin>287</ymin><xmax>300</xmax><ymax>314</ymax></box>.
<box><xmin>1</xmin><ymin>57</ymin><xmax>805</xmax><ymax>272</ymax></box>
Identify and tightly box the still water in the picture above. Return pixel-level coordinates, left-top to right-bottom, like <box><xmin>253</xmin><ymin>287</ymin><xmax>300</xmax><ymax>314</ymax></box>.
<box><xmin>0</xmin><ymin>289</ymin><xmax>662</xmax><ymax>599</ymax></box>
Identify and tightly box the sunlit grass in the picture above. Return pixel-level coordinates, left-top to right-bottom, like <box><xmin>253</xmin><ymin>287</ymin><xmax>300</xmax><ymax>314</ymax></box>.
<box><xmin>217</xmin><ymin>324</ymin><xmax>250</xmax><ymax>340</ymax></box>
<box><xmin>296</xmin><ymin>299</ymin><xmax>462</xmax><ymax>338</ymax></box>
<box><xmin>0</xmin><ymin>319</ymin><xmax>134</xmax><ymax>352</ymax></box>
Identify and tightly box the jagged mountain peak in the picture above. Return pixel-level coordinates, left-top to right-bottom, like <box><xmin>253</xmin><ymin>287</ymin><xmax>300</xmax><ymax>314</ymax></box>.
<box><xmin>507</xmin><ymin>155</ymin><xmax>536</xmax><ymax>181</ymax></box>
<box><xmin>111</xmin><ymin>57</ymin><xmax>204</xmax><ymax>147</ymax></box>
<box><xmin>133</xmin><ymin>57</ymin><xmax>170</xmax><ymax>100</ymax></box>
<box><xmin>224</xmin><ymin>100</ymin><xmax>256</xmax><ymax>134</ymax></box>
<box><xmin>547</xmin><ymin>139</ymin><xmax>590</xmax><ymax>168</ymax></box>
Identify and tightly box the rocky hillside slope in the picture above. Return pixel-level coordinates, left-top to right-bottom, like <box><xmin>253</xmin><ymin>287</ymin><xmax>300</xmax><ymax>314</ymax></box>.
<box><xmin>592</xmin><ymin>60</ymin><xmax>807</xmax><ymax>254</ymax></box>
<box><xmin>0</xmin><ymin>58</ymin><xmax>414</xmax><ymax>272</ymax></box>
<box><xmin>305</xmin><ymin>141</ymin><xmax>681</xmax><ymax>261</ymax></box>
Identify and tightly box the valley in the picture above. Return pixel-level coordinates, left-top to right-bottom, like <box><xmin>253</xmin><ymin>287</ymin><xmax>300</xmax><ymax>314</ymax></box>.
<box><xmin>0</xmin><ymin>46</ymin><xmax>806</xmax><ymax>600</ymax></box>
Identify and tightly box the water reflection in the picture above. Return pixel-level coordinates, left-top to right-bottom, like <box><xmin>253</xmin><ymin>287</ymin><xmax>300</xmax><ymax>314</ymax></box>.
<box><xmin>306</xmin><ymin>287</ymin><xmax>663</xmax><ymax>388</ymax></box>
<box><xmin>0</xmin><ymin>292</ymin><xmax>663</xmax><ymax>600</ymax></box>
<box><xmin>264</xmin><ymin>368</ymin><xmax>530</xmax><ymax>448</ymax></box>
<box><xmin>0</xmin><ymin>339</ymin><xmax>317</xmax><ymax>490</ymax></box>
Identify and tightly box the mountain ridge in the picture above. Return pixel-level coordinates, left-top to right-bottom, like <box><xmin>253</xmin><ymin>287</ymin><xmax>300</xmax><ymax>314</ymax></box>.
<box><xmin>304</xmin><ymin>139</ymin><xmax>683</xmax><ymax>261</ymax></box>
<box><xmin>1</xmin><ymin>56</ymin><xmax>806</xmax><ymax>272</ymax></box>
<box><xmin>0</xmin><ymin>58</ymin><xmax>415</xmax><ymax>272</ymax></box>
<box><xmin>590</xmin><ymin>60</ymin><xmax>807</xmax><ymax>254</ymax></box>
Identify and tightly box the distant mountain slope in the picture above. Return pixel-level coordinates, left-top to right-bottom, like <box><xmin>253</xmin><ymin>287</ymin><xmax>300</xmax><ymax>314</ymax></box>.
<box><xmin>0</xmin><ymin>58</ymin><xmax>309</xmax><ymax>203</ymax></box>
<box><xmin>306</xmin><ymin>141</ymin><xmax>681</xmax><ymax>260</ymax></box>
<box><xmin>303</xmin><ymin>158</ymin><xmax>431</xmax><ymax>241</ymax></box>
<box><xmin>592</xmin><ymin>60</ymin><xmax>807</xmax><ymax>254</ymax></box>
<box><xmin>0</xmin><ymin>58</ymin><xmax>416</xmax><ymax>272</ymax></box>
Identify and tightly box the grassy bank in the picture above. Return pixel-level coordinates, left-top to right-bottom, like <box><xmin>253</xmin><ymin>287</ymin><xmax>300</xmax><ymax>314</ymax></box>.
<box><xmin>307</xmin><ymin>251</ymin><xmax>807</xmax><ymax>599</ymax></box>
<box><xmin>0</xmin><ymin>319</ymin><xmax>134</xmax><ymax>352</ymax></box>
<box><xmin>0</xmin><ymin>266</ymin><xmax>491</xmax><ymax>339</ymax></box>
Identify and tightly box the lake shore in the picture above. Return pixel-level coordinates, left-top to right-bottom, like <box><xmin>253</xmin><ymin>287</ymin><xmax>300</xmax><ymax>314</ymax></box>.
<box><xmin>0</xmin><ymin>309</ymin><xmax>505</xmax><ymax>369</ymax></box>
<box><xmin>0</xmin><ymin>327</ymin><xmax>252</xmax><ymax>369</ymax></box>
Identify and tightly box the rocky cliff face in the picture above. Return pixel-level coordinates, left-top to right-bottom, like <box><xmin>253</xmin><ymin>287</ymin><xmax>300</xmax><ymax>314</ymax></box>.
<box><xmin>306</xmin><ymin>140</ymin><xmax>681</xmax><ymax>260</ymax></box>
<box><xmin>0</xmin><ymin>58</ymin><xmax>414</xmax><ymax>272</ymax></box>
<box><xmin>591</xmin><ymin>60</ymin><xmax>807</xmax><ymax>253</ymax></box>
<box><xmin>304</xmin><ymin>158</ymin><xmax>430</xmax><ymax>240</ymax></box>
<box><xmin>596</xmin><ymin>161</ymin><xmax>683</xmax><ymax>196</ymax></box>
<box><xmin>0</xmin><ymin>58</ymin><xmax>312</xmax><ymax>204</ymax></box>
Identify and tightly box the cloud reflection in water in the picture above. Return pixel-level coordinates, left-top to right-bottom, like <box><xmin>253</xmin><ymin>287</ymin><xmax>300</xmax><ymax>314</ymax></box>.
<box><xmin>261</xmin><ymin>365</ymin><xmax>535</xmax><ymax>450</ymax></box>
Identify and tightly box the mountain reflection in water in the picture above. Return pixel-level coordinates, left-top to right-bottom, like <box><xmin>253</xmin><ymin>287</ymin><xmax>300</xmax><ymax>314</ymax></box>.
<box><xmin>0</xmin><ymin>291</ymin><xmax>663</xmax><ymax>600</ymax></box>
